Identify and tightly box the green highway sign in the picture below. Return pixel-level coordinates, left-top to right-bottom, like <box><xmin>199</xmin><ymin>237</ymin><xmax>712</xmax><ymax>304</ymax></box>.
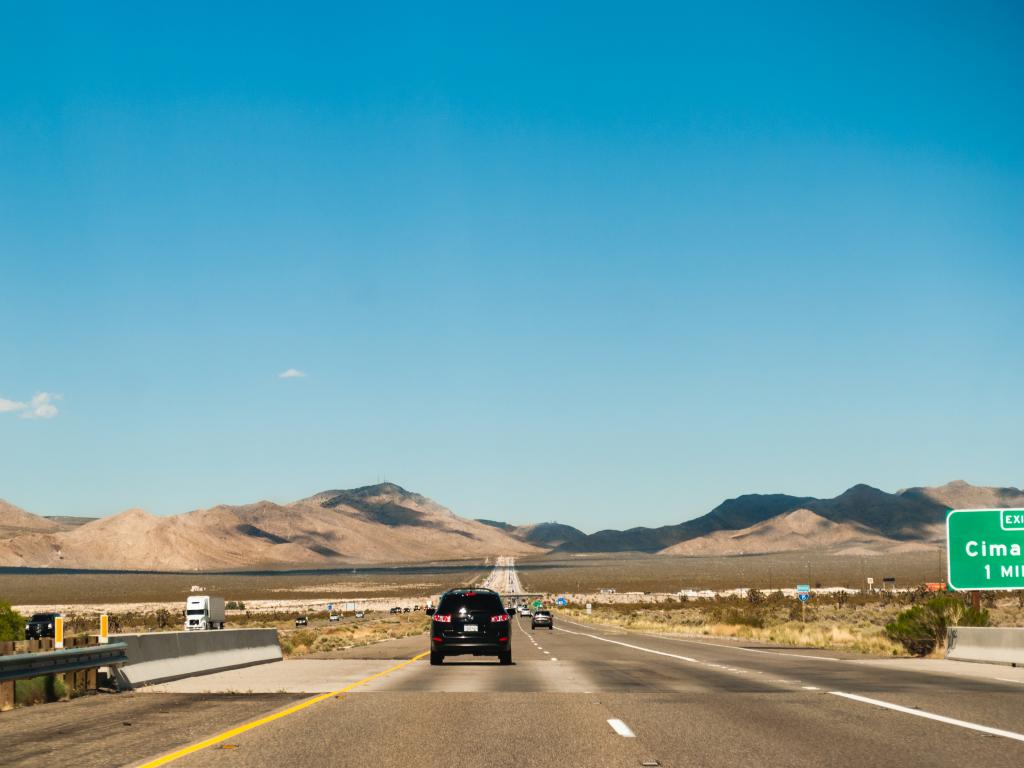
<box><xmin>947</xmin><ymin>508</ymin><xmax>1024</xmax><ymax>591</ymax></box>
<box><xmin>532</xmin><ymin>600</ymin><xmax>542</xmax><ymax>608</ymax></box>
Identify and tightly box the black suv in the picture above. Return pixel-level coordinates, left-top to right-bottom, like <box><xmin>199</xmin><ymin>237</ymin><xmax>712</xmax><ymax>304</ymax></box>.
<box><xmin>25</xmin><ymin>612</ymin><xmax>60</xmax><ymax>640</ymax></box>
<box><xmin>428</xmin><ymin>588</ymin><xmax>511</xmax><ymax>665</ymax></box>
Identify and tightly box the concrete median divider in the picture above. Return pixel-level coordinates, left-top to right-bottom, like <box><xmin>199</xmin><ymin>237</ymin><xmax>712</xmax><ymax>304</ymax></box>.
<box><xmin>946</xmin><ymin>626</ymin><xmax>1024</xmax><ymax>667</ymax></box>
<box><xmin>110</xmin><ymin>629</ymin><xmax>282</xmax><ymax>689</ymax></box>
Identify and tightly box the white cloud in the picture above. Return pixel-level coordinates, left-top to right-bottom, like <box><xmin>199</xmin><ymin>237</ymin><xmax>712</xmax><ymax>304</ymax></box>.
<box><xmin>23</xmin><ymin>392</ymin><xmax>60</xmax><ymax>419</ymax></box>
<box><xmin>0</xmin><ymin>397</ymin><xmax>27</xmax><ymax>413</ymax></box>
<box><xmin>278</xmin><ymin>368</ymin><xmax>307</xmax><ymax>379</ymax></box>
<box><xmin>0</xmin><ymin>392</ymin><xmax>60</xmax><ymax>419</ymax></box>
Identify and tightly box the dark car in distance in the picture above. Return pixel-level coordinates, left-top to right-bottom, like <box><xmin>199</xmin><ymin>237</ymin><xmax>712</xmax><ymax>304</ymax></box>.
<box><xmin>531</xmin><ymin>610</ymin><xmax>553</xmax><ymax>630</ymax></box>
<box><xmin>25</xmin><ymin>612</ymin><xmax>60</xmax><ymax>640</ymax></box>
<box><xmin>428</xmin><ymin>588</ymin><xmax>511</xmax><ymax>666</ymax></box>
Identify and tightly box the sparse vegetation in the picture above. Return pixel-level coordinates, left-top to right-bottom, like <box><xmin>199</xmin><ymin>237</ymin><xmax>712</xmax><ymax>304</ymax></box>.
<box><xmin>884</xmin><ymin>594</ymin><xmax>989</xmax><ymax>656</ymax></box>
<box><xmin>0</xmin><ymin>562</ymin><xmax>489</xmax><ymax>604</ymax></box>
<box><xmin>519</xmin><ymin>550</ymin><xmax>947</xmax><ymax>594</ymax></box>
<box><xmin>0</xmin><ymin>600</ymin><xmax>25</xmax><ymax>641</ymax></box>
<box><xmin>15</xmin><ymin>674</ymin><xmax>66</xmax><ymax>706</ymax></box>
<box><xmin>558</xmin><ymin>588</ymin><xmax>1004</xmax><ymax>657</ymax></box>
<box><xmin>277</xmin><ymin>613</ymin><xmax>429</xmax><ymax>657</ymax></box>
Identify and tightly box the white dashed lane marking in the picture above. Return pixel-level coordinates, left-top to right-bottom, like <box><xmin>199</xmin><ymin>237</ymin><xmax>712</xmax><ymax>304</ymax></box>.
<box><xmin>607</xmin><ymin>719</ymin><xmax>636</xmax><ymax>738</ymax></box>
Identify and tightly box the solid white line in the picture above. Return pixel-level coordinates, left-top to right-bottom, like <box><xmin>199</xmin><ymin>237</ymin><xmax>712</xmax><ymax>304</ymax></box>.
<box><xmin>559</xmin><ymin>617</ymin><xmax>844</xmax><ymax>662</ymax></box>
<box><xmin>557</xmin><ymin>625</ymin><xmax>698</xmax><ymax>663</ymax></box>
<box><xmin>829</xmin><ymin>692</ymin><xmax>1024</xmax><ymax>743</ymax></box>
<box><xmin>607</xmin><ymin>718</ymin><xmax>635</xmax><ymax>738</ymax></box>
<box><xmin>996</xmin><ymin>678</ymin><xmax>1023</xmax><ymax>684</ymax></box>
<box><xmin>801</xmin><ymin>686</ymin><xmax>820</xmax><ymax>690</ymax></box>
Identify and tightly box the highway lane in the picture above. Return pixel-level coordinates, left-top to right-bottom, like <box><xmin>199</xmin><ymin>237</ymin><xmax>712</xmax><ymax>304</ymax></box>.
<box><xmin>135</xmin><ymin>561</ymin><xmax>1024</xmax><ymax>768</ymax></box>
<box><xmin>479</xmin><ymin>556</ymin><xmax>524</xmax><ymax>595</ymax></box>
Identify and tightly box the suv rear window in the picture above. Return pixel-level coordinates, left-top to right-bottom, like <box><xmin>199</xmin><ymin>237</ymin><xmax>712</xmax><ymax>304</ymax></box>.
<box><xmin>30</xmin><ymin>614</ymin><xmax>55</xmax><ymax>622</ymax></box>
<box><xmin>438</xmin><ymin>593</ymin><xmax>504</xmax><ymax>613</ymax></box>
<box><xmin>535</xmin><ymin>610</ymin><xmax>551</xmax><ymax>616</ymax></box>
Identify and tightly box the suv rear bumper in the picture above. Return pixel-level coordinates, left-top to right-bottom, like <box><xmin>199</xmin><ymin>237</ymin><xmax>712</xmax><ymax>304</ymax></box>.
<box><xmin>433</xmin><ymin>636</ymin><xmax>510</xmax><ymax>656</ymax></box>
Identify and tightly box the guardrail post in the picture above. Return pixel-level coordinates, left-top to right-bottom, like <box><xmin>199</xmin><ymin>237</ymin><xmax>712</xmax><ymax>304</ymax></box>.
<box><xmin>0</xmin><ymin>680</ymin><xmax>12</xmax><ymax>711</ymax></box>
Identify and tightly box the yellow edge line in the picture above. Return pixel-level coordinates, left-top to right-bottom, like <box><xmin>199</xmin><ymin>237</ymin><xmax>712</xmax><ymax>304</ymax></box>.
<box><xmin>138</xmin><ymin>651</ymin><xmax>429</xmax><ymax>767</ymax></box>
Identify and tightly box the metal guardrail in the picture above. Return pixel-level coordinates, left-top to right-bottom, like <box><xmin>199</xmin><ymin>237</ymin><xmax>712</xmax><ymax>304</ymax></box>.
<box><xmin>0</xmin><ymin>642</ymin><xmax>128</xmax><ymax>683</ymax></box>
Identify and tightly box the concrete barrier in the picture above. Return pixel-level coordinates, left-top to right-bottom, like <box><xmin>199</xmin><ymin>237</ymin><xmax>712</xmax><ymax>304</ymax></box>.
<box><xmin>946</xmin><ymin>626</ymin><xmax>1024</xmax><ymax>667</ymax></box>
<box><xmin>110</xmin><ymin>629</ymin><xmax>282</xmax><ymax>689</ymax></box>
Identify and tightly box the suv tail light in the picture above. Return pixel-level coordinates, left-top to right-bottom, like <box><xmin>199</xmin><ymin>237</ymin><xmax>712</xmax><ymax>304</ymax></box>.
<box><xmin>490</xmin><ymin>614</ymin><xmax>509</xmax><ymax>623</ymax></box>
<box><xmin>433</xmin><ymin>614</ymin><xmax>452</xmax><ymax>623</ymax></box>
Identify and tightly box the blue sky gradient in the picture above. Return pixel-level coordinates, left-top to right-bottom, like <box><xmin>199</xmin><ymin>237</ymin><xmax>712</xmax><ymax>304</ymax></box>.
<box><xmin>2</xmin><ymin>4</ymin><xmax>1022</xmax><ymax>529</ymax></box>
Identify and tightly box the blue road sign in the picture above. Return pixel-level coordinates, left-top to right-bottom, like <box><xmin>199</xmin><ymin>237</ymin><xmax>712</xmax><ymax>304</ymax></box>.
<box><xmin>327</xmin><ymin>603</ymin><xmax>333</xmax><ymax>611</ymax></box>
<box><xmin>556</xmin><ymin>597</ymin><xmax>568</xmax><ymax>606</ymax></box>
<box><xmin>798</xmin><ymin>593</ymin><xmax>810</xmax><ymax>602</ymax></box>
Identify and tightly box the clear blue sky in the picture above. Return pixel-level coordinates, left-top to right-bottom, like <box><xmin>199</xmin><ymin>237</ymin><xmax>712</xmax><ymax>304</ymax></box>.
<box><xmin>2</xmin><ymin>4</ymin><xmax>1022</xmax><ymax>530</ymax></box>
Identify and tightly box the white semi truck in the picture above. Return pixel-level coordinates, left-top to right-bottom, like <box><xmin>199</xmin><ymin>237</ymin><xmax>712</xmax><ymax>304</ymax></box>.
<box><xmin>184</xmin><ymin>595</ymin><xmax>226</xmax><ymax>630</ymax></box>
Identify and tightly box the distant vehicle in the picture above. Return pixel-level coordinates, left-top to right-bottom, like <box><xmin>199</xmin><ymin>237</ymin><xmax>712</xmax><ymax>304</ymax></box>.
<box><xmin>295</xmin><ymin>616</ymin><xmax>308</xmax><ymax>627</ymax></box>
<box><xmin>531</xmin><ymin>610</ymin><xmax>553</xmax><ymax>630</ymax></box>
<box><xmin>355</xmin><ymin>611</ymin><xmax>365</xmax><ymax>619</ymax></box>
<box><xmin>519</xmin><ymin>606</ymin><xmax>531</xmax><ymax>617</ymax></box>
<box><xmin>25</xmin><ymin>612</ymin><xmax>60</xmax><ymax>640</ymax></box>
<box><xmin>329</xmin><ymin>614</ymin><xmax>340</xmax><ymax>622</ymax></box>
<box><xmin>402</xmin><ymin>607</ymin><xmax>411</xmax><ymax>613</ymax></box>
<box><xmin>390</xmin><ymin>607</ymin><xmax>401</xmax><ymax>614</ymax></box>
<box><xmin>185</xmin><ymin>596</ymin><xmax>225</xmax><ymax>631</ymax></box>
<box><xmin>429</xmin><ymin>587</ymin><xmax>511</xmax><ymax>666</ymax></box>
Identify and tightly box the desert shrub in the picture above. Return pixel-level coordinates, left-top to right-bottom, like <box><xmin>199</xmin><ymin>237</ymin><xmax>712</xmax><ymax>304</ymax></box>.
<box><xmin>747</xmin><ymin>589</ymin><xmax>765</xmax><ymax>605</ymax></box>
<box><xmin>15</xmin><ymin>675</ymin><xmax>66</xmax><ymax>705</ymax></box>
<box><xmin>885</xmin><ymin>594</ymin><xmax>988</xmax><ymax>656</ymax></box>
<box><xmin>711</xmin><ymin>607</ymin><xmax>764</xmax><ymax>628</ymax></box>
<box><xmin>0</xmin><ymin>600</ymin><xmax>25</xmax><ymax>641</ymax></box>
<box><xmin>788</xmin><ymin>603</ymin><xmax>814</xmax><ymax>622</ymax></box>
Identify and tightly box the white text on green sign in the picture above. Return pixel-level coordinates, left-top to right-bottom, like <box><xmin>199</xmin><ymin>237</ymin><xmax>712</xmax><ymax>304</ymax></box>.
<box><xmin>947</xmin><ymin>509</ymin><xmax>1024</xmax><ymax>591</ymax></box>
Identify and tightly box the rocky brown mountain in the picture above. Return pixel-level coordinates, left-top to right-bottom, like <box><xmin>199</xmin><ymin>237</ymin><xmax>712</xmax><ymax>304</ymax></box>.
<box><xmin>477</xmin><ymin>519</ymin><xmax>588</xmax><ymax>549</ymax></box>
<box><xmin>0</xmin><ymin>483</ymin><xmax>542</xmax><ymax>570</ymax></box>
<box><xmin>558</xmin><ymin>481</ymin><xmax>1022</xmax><ymax>556</ymax></box>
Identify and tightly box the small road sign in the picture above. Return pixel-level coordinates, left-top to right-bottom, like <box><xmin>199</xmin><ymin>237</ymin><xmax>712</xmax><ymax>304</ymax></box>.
<box><xmin>947</xmin><ymin>508</ymin><xmax>1024</xmax><ymax>591</ymax></box>
<box><xmin>327</xmin><ymin>603</ymin><xmax>333</xmax><ymax>611</ymax></box>
<box><xmin>798</xmin><ymin>593</ymin><xmax>810</xmax><ymax>602</ymax></box>
<box><xmin>532</xmin><ymin>600</ymin><xmax>543</xmax><ymax>608</ymax></box>
<box><xmin>556</xmin><ymin>597</ymin><xmax>568</xmax><ymax>606</ymax></box>
<box><xmin>796</xmin><ymin>584</ymin><xmax>810</xmax><ymax>593</ymax></box>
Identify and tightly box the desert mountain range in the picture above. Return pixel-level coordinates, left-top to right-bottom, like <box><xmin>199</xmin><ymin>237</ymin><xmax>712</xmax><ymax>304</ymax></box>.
<box><xmin>557</xmin><ymin>481</ymin><xmax>1024</xmax><ymax>555</ymax></box>
<box><xmin>0</xmin><ymin>484</ymin><xmax>543</xmax><ymax>571</ymax></box>
<box><xmin>0</xmin><ymin>480</ymin><xmax>1021</xmax><ymax>571</ymax></box>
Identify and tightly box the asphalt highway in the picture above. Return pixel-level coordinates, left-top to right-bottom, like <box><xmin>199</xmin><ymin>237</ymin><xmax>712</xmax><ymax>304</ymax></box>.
<box><xmin>120</xmin><ymin>560</ymin><xmax>1024</xmax><ymax>768</ymax></box>
<box><xmin>479</xmin><ymin>555</ymin><xmax>525</xmax><ymax>595</ymax></box>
